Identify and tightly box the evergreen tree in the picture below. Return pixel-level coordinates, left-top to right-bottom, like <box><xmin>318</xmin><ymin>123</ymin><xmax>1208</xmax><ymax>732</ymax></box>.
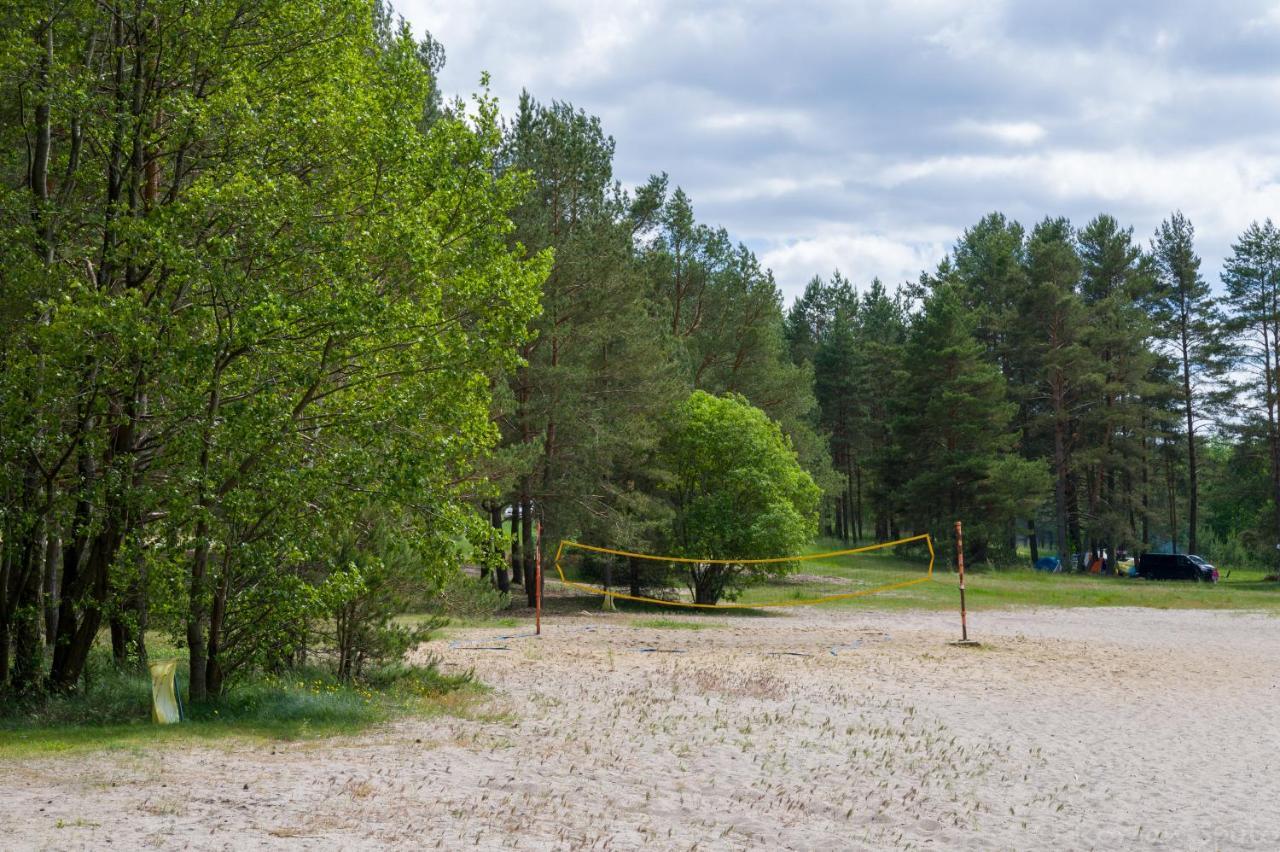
<box><xmin>886</xmin><ymin>284</ymin><xmax>1048</xmax><ymax>564</ymax></box>
<box><xmin>1149</xmin><ymin>213</ymin><xmax>1231</xmax><ymax>554</ymax></box>
<box><xmin>637</xmin><ymin>181</ymin><xmax>835</xmax><ymax>500</ymax></box>
<box><xmin>499</xmin><ymin>95</ymin><xmax>677</xmax><ymax>604</ymax></box>
<box><xmin>1076</xmin><ymin>215</ymin><xmax>1162</xmax><ymax>563</ymax></box>
<box><xmin>1222</xmin><ymin>219</ymin><xmax>1280</xmax><ymax>566</ymax></box>
<box><xmin>1017</xmin><ymin>218</ymin><xmax>1094</xmax><ymax>564</ymax></box>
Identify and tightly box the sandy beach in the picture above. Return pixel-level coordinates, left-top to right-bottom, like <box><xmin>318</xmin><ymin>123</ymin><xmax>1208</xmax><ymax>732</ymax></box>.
<box><xmin>5</xmin><ymin>606</ymin><xmax>1279</xmax><ymax>850</ymax></box>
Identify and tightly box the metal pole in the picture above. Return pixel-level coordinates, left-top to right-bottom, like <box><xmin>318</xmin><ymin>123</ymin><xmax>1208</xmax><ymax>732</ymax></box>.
<box><xmin>537</xmin><ymin>514</ymin><xmax>542</xmax><ymax>634</ymax></box>
<box><xmin>955</xmin><ymin>520</ymin><xmax>968</xmax><ymax>642</ymax></box>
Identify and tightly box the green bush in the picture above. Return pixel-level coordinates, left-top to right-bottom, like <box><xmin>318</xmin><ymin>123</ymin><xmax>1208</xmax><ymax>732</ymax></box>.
<box><xmin>419</xmin><ymin>570</ymin><xmax>510</xmax><ymax>618</ymax></box>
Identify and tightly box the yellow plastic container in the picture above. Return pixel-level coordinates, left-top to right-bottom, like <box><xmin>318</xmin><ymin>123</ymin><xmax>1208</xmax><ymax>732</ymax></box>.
<box><xmin>148</xmin><ymin>659</ymin><xmax>183</xmax><ymax>724</ymax></box>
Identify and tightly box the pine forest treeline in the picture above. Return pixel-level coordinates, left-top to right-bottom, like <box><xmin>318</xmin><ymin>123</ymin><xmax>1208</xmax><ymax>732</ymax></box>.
<box><xmin>2</xmin><ymin>2</ymin><xmax>1278</xmax><ymax>697</ymax></box>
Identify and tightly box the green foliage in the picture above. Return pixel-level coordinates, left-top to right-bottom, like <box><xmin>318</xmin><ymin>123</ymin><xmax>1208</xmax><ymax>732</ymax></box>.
<box><xmin>0</xmin><ymin>647</ymin><xmax>472</xmax><ymax>757</ymax></box>
<box><xmin>417</xmin><ymin>571</ymin><xmax>511</xmax><ymax>619</ymax></box>
<box><xmin>0</xmin><ymin>0</ymin><xmax>545</xmax><ymax>696</ymax></box>
<box><xmin>638</xmin><ymin>180</ymin><xmax>831</xmax><ymax>484</ymax></box>
<box><xmin>497</xmin><ymin>94</ymin><xmax>681</xmax><ymax>569</ymax></box>
<box><xmin>795</xmin><ymin>274</ymin><xmax>907</xmax><ymax>540</ymax></box>
<box><xmin>319</xmin><ymin>520</ymin><xmax>454</xmax><ymax>683</ymax></box>
<box><xmin>1149</xmin><ymin>212</ymin><xmax>1234</xmax><ymax>553</ymax></box>
<box><xmin>1220</xmin><ymin>219</ymin><xmax>1280</xmax><ymax>568</ymax></box>
<box><xmin>884</xmin><ymin>284</ymin><xmax>1049</xmax><ymax>563</ymax></box>
<box><xmin>661</xmin><ymin>391</ymin><xmax>820</xmax><ymax>603</ymax></box>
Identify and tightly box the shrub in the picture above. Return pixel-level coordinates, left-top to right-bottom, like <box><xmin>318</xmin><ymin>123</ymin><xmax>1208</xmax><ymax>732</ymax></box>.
<box><xmin>418</xmin><ymin>570</ymin><xmax>510</xmax><ymax>619</ymax></box>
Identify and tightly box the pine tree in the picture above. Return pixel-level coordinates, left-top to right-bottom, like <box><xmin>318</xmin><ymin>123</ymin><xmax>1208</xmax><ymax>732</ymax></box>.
<box><xmin>1222</xmin><ymin>219</ymin><xmax>1280</xmax><ymax>566</ymax></box>
<box><xmin>813</xmin><ymin>292</ymin><xmax>861</xmax><ymax>540</ymax></box>
<box><xmin>1149</xmin><ymin>213</ymin><xmax>1231</xmax><ymax>554</ymax></box>
<box><xmin>637</xmin><ymin>181</ymin><xmax>835</xmax><ymax>500</ymax></box>
<box><xmin>887</xmin><ymin>284</ymin><xmax>1048</xmax><ymax>563</ymax></box>
<box><xmin>1076</xmin><ymin>215</ymin><xmax>1162</xmax><ymax>563</ymax></box>
<box><xmin>1019</xmin><ymin>218</ymin><xmax>1094</xmax><ymax>564</ymax></box>
<box><xmin>499</xmin><ymin>95</ymin><xmax>677</xmax><ymax>602</ymax></box>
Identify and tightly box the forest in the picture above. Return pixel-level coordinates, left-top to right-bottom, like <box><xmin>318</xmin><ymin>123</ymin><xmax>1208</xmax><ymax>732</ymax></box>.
<box><xmin>3</xmin><ymin>0</ymin><xmax>1279</xmax><ymax>700</ymax></box>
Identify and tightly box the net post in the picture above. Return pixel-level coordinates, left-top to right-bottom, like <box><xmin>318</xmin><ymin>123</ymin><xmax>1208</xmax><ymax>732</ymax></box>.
<box><xmin>535</xmin><ymin>519</ymin><xmax>543</xmax><ymax>636</ymax></box>
<box><xmin>951</xmin><ymin>520</ymin><xmax>979</xmax><ymax>646</ymax></box>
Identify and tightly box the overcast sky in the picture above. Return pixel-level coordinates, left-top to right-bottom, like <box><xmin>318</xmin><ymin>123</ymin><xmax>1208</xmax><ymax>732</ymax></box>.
<box><xmin>395</xmin><ymin>0</ymin><xmax>1280</xmax><ymax>304</ymax></box>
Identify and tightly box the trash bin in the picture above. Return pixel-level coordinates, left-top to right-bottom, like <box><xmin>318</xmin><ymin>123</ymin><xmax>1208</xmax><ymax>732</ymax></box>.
<box><xmin>149</xmin><ymin>659</ymin><xmax>183</xmax><ymax>724</ymax></box>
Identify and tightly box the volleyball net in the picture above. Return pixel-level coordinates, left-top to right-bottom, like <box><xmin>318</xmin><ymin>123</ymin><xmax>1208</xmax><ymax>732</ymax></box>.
<box><xmin>550</xmin><ymin>533</ymin><xmax>935</xmax><ymax>609</ymax></box>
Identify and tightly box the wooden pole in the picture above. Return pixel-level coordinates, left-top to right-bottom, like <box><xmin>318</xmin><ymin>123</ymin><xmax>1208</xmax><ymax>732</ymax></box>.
<box><xmin>535</xmin><ymin>516</ymin><xmax>545</xmax><ymax>629</ymax></box>
<box><xmin>955</xmin><ymin>520</ymin><xmax>969</xmax><ymax>642</ymax></box>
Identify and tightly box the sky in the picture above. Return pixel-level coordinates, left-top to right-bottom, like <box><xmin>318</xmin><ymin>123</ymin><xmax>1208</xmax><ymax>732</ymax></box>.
<box><xmin>395</xmin><ymin>0</ymin><xmax>1280</xmax><ymax>304</ymax></box>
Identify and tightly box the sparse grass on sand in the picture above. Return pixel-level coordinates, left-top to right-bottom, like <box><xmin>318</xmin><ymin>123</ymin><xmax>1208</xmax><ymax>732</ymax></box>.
<box><xmin>631</xmin><ymin>617</ymin><xmax>714</xmax><ymax>630</ymax></box>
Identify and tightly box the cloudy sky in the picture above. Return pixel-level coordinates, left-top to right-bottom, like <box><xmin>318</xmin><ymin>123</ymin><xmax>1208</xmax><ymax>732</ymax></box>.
<box><xmin>396</xmin><ymin>0</ymin><xmax>1280</xmax><ymax>303</ymax></box>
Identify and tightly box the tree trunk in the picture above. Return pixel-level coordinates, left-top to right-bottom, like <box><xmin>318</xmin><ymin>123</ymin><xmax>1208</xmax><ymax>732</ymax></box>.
<box><xmin>490</xmin><ymin>503</ymin><xmax>509</xmax><ymax>593</ymax></box>
<box><xmin>204</xmin><ymin>565</ymin><xmax>229</xmax><ymax>697</ymax></box>
<box><xmin>692</xmin><ymin>566</ymin><xmax>722</xmax><ymax>605</ymax></box>
<box><xmin>1182</xmin><ymin>356</ymin><xmax>1198</xmax><ymax>554</ymax></box>
<box><xmin>110</xmin><ymin>617</ymin><xmax>131</xmax><ymax>668</ymax></box>
<box><xmin>854</xmin><ymin>465</ymin><xmax>864</xmax><ymax>543</ymax></box>
<box><xmin>1028</xmin><ymin>519</ymin><xmax>1039</xmax><ymax>566</ymax></box>
<box><xmin>1269</xmin><ymin>295</ymin><xmax>1280</xmax><ymax>572</ymax></box>
<box><xmin>521</xmin><ymin>493</ymin><xmax>536</xmax><ymax>607</ymax></box>
<box><xmin>10</xmin><ymin>514</ymin><xmax>47</xmax><ymax>693</ymax></box>
<box><xmin>43</xmin><ymin>532</ymin><xmax>59</xmax><ymax>645</ymax></box>
<box><xmin>1066</xmin><ymin>472</ymin><xmax>1082</xmax><ymax>568</ymax></box>
<box><xmin>186</xmin><ymin>524</ymin><xmax>211</xmax><ymax>703</ymax></box>
<box><xmin>1140</xmin><ymin>430</ymin><xmax>1150</xmax><ymax>550</ymax></box>
<box><xmin>1053</xmin><ymin>409</ymin><xmax>1069</xmax><ymax>564</ymax></box>
<box><xmin>49</xmin><ymin>520</ymin><xmax>119</xmax><ymax>691</ymax></box>
<box><xmin>510</xmin><ymin>501</ymin><xmax>522</xmax><ymax>586</ymax></box>
<box><xmin>629</xmin><ymin>555</ymin><xmax>641</xmax><ymax>597</ymax></box>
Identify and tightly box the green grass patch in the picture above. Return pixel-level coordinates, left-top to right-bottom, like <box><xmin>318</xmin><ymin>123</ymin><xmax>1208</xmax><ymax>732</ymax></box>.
<box><xmin>737</xmin><ymin>542</ymin><xmax>1280</xmax><ymax>612</ymax></box>
<box><xmin>0</xmin><ymin>654</ymin><xmax>479</xmax><ymax>760</ymax></box>
<box><xmin>551</xmin><ymin>537</ymin><xmax>1280</xmax><ymax>615</ymax></box>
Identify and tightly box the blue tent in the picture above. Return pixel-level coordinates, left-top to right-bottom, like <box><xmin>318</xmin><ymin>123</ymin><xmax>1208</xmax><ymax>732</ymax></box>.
<box><xmin>1034</xmin><ymin>556</ymin><xmax>1061</xmax><ymax>573</ymax></box>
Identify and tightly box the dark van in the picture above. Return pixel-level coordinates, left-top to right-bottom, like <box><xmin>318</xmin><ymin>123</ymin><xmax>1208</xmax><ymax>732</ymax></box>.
<box><xmin>1136</xmin><ymin>553</ymin><xmax>1218</xmax><ymax>582</ymax></box>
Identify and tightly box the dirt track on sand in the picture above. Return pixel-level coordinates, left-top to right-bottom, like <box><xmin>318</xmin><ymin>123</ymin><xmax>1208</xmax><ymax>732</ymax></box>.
<box><xmin>5</xmin><ymin>606</ymin><xmax>1280</xmax><ymax>850</ymax></box>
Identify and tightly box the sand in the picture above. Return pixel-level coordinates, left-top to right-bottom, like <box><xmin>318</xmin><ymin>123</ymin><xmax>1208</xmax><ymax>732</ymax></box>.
<box><xmin>4</xmin><ymin>606</ymin><xmax>1279</xmax><ymax>850</ymax></box>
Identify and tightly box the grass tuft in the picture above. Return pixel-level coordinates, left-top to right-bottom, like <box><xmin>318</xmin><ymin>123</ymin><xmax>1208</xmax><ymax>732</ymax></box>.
<box><xmin>632</xmin><ymin>618</ymin><xmax>715</xmax><ymax>631</ymax></box>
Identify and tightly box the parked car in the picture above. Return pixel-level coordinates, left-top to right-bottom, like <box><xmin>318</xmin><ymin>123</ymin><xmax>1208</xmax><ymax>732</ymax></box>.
<box><xmin>1136</xmin><ymin>552</ymin><xmax>1219</xmax><ymax>582</ymax></box>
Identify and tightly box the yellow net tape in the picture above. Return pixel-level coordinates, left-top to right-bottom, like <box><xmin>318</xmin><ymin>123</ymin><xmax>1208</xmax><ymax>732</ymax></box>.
<box><xmin>552</xmin><ymin>533</ymin><xmax>934</xmax><ymax>609</ymax></box>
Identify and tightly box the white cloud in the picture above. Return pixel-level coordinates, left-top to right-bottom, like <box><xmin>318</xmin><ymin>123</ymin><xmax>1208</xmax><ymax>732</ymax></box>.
<box><xmin>875</xmin><ymin>146</ymin><xmax>1280</xmax><ymax>244</ymax></box>
<box><xmin>394</xmin><ymin>0</ymin><xmax>1280</xmax><ymax>300</ymax></box>
<box><xmin>954</xmin><ymin>119</ymin><xmax>1046</xmax><ymax>146</ymax></box>
<box><xmin>696</xmin><ymin>108</ymin><xmax>815</xmax><ymax>136</ymax></box>
<box><xmin>761</xmin><ymin>229</ymin><xmax>950</xmax><ymax>300</ymax></box>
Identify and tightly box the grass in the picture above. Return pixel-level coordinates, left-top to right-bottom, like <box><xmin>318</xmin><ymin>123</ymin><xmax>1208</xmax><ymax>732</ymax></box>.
<box><xmin>0</xmin><ymin>653</ymin><xmax>480</xmax><ymax>760</ymax></box>
<box><xmin>631</xmin><ymin>618</ymin><xmax>715</xmax><ymax>631</ymax></box>
<box><xmin>765</xmin><ymin>542</ymin><xmax>1280</xmax><ymax>612</ymax></box>
<box><xmin>551</xmin><ymin>537</ymin><xmax>1280</xmax><ymax>615</ymax></box>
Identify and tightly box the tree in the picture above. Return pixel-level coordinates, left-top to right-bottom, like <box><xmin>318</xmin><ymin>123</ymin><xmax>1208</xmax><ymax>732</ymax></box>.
<box><xmin>0</xmin><ymin>1</ymin><xmax>544</xmax><ymax>697</ymax></box>
<box><xmin>886</xmin><ymin>284</ymin><xmax>1049</xmax><ymax>564</ymax></box>
<box><xmin>1018</xmin><ymin>218</ymin><xmax>1095</xmax><ymax>564</ymax></box>
<box><xmin>1149</xmin><ymin>213</ymin><xmax>1231</xmax><ymax>554</ymax></box>
<box><xmin>498</xmin><ymin>95</ymin><xmax>678</xmax><ymax>606</ymax></box>
<box><xmin>636</xmin><ymin>179</ymin><xmax>833</xmax><ymax>491</ymax></box>
<box><xmin>661</xmin><ymin>391</ymin><xmax>820</xmax><ymax>604</ymax></box>
<box><xmin>1222</xmin><ymin>219</ymin><xmax>1280</xmax><ymax>567</ymax></box>
<box><xmin>939</xmin><ymin>214</ymin><xmax>1036</xmax><ymax>556</ymax></box>
<box><xmin>1076</xmin><ymin>215</ymin><xmax>1162</xmax><ymax>563</ymax></box>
